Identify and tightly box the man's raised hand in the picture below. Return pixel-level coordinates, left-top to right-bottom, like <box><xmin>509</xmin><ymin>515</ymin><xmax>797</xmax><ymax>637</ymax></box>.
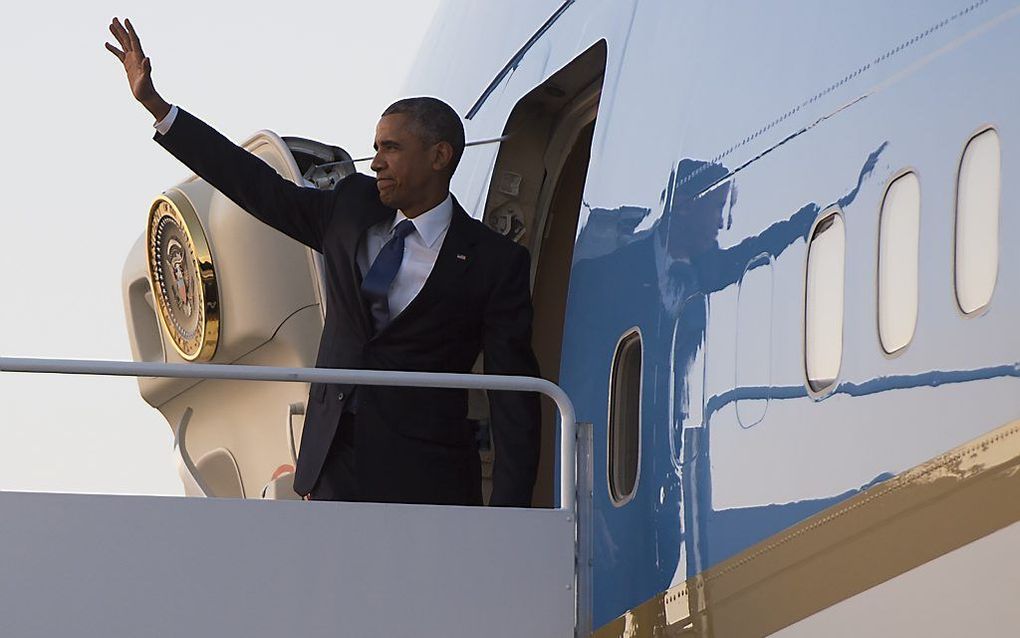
<box><xmin>105</xmin><ymin>17</ymin><xmax>170</xmax><ymax>121</ymax></box>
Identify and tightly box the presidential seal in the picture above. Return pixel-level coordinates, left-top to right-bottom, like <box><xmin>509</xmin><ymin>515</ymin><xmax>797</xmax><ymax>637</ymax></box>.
<box><xmin>146</xmin><ymin>190</ymin><xmax>220</xmax><ymax>361</ymax></box>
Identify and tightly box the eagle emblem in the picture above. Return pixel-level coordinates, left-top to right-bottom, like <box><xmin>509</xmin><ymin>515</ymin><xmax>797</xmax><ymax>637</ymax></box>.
<box><xmin>146</xmin><ymin>191</ymin><xmax>220</xmax><ymax>361</ymax></box>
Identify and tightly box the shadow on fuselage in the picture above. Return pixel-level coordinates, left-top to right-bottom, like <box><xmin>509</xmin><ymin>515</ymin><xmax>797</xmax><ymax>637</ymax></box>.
<box><xmin>565</xmin><ymin>142</ymin><xmax>889</xmax><ymax>624</ymax></box>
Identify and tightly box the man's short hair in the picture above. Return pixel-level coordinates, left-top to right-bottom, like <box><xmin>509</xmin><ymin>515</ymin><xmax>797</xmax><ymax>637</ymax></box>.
<box><xmin>382</xmin><ymin>97</ymin><xmax>465</xmax><ymax>176</ymax></box>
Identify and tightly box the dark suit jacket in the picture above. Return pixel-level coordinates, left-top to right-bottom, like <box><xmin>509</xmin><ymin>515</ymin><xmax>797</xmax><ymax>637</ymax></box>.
<box><xmin>155</xmin><ymin>109</ymin><xmax>541</xmax><ymax>506</ymax></box>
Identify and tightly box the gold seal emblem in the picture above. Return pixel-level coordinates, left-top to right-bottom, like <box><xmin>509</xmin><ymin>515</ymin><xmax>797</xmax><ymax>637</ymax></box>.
<box><xmin>146</xmin><ymin>190</ymin><xmax>220</xmax><ymax>361</ymax></box>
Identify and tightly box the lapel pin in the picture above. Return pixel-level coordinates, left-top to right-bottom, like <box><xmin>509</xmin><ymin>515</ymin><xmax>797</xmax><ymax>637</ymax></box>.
<box><xmin>456</xmin><ymin>254</ymin><xmax>468</xmax><ymax>261</ymax></box>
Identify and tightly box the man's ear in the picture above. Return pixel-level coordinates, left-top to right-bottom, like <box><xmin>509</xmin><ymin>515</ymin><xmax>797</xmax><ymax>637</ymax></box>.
<box><xmin>431</xmin><ymin>141</ymin><xmax>454</xmax><ymax>173</ymax></box>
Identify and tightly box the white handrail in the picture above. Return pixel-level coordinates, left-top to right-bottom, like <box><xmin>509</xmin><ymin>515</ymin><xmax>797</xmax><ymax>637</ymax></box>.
<box><xmin>0</xmin><ymin>357</ymin><xmax>578</xmax><ymax>512</ymax></box>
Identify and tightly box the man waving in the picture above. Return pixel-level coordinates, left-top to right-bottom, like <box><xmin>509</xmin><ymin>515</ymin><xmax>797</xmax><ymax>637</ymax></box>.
<box><xmin>106</xmin><ymin>17</ymin><xmax>541</xmax><ymax>506</ymax></box>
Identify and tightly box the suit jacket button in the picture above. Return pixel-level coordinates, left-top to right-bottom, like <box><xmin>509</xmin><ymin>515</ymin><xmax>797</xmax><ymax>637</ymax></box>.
<box><xmin>337</xmin><ymin>392</ymin><xmax>345</xmax><ymax>401</ymax></box>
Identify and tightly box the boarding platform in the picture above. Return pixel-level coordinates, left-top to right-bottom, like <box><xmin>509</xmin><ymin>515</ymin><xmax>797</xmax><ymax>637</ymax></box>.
<box><xmin>0</xmin><ymin>358</ymin><xmax>591</xmax><ymax>638</ymax></box>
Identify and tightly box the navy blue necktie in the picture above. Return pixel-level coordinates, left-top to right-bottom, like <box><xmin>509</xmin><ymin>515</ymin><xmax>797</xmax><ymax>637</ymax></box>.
<box><xmin>361</xmin><ymin>219</ymin><xmax>416</xmax><ymax>332</ymax></box>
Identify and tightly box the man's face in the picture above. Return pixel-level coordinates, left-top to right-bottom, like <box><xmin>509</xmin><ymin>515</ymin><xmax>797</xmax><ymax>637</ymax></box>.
<box><xmin>370</xmin><ymin>113</ymin><xmax>436</xmax><ymax>210</ymax></box>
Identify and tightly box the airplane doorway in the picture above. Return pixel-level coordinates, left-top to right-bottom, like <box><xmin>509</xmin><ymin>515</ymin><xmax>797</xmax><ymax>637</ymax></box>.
<box><xmin>478</xmin><ymin>41</ymin><xmax>606</xmax><ymax>506</ymax></box>
<box><xmin>530</xmin><ymin>121</ymin><xmax>595</xmax><ymax>506</ymax></box>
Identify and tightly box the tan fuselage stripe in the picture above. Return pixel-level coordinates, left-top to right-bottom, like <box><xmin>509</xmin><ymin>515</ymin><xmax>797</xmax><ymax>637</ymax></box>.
<box><xmin>594</xmin><ymin>418</ymin><xmax>1020</xmax><ymax>638</ymax></box>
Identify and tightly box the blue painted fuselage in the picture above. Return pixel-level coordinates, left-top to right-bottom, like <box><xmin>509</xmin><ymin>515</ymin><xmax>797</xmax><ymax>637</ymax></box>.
<box><xmin>408</xmin><ymin>0</ymin><xmax>1020</xmax><ymax>627</ymax></box>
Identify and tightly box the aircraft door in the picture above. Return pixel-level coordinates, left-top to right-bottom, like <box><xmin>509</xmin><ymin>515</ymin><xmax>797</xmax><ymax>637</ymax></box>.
<box><xmin>122</xmin><ymin>129</ymin><xmax>354</xmax><ymax>499</ymax></box>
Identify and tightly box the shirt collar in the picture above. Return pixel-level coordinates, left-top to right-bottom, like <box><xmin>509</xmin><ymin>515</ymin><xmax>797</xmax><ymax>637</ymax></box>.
<box><xmin>391</xmin><ymin>193</ymin><xmax>454</xmax><ymax>248</ymax></box>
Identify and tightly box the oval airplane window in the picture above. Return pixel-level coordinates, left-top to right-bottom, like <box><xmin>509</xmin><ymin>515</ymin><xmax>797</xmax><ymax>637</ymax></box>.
<box><xmin>878</xmin><ymin>171</ymin><xmax>921</xmax><ymax>354</ymax></box>
<box><xmin>736</xmin><ymin>253</ymin><xmax>774</xmax><ymax>427</ymax></box>
<box><xmin>804</xmin><ymin>211</ymin><xmax>845</xmax><ymax>394</ymax></box>
<box><xmin>609</xmin><ymin>329</ymin><xmax>642</xmax><ymax>505</ymax></box>
<box><xmin>955</xmin><ymin>128</ymin><xmax>1001</xmax><ymax>315</ymax></box>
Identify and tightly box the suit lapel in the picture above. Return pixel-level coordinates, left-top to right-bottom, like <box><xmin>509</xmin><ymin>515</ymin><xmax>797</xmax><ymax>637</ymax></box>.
<box><xmin>346</xmin><ymin>204</ymin><xmax>394</xmax><ymax>340</ymax></box>
<box><xmin>371</xmin><ymin>197</ymin><xmax>477</xmax><ymax>340</ymax></box>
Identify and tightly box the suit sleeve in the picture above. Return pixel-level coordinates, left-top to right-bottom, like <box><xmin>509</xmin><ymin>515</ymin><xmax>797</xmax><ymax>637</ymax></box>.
<box><xmin>483</xmin><ymin>244</ymin><xmax>542</xmax><ymax>507</ymax></box>
<box><xmin>154</xmin><ymin>107</ymin><xmax>333</xmax><ymax>250</ymax></box>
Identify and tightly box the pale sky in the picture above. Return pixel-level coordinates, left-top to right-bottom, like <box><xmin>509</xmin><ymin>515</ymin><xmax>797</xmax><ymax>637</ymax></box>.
<box><xmin>0</xmin><ymin>1</ymin><xmax>442</xmax><ymax>495</ymax></box>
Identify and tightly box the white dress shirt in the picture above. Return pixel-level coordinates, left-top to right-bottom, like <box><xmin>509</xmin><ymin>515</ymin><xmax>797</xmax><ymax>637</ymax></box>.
<box><xmin>154</xmin><ymin>104</ymin><xmax>179</xmax><ymax>135</ymax></box>
<box><xmin>153</xmin><ymin>105</ymin><xmax>453</xmax><ymax>319</ymax></box>
<box><xmin>357</xmin><ymin>195</ymin><xmax>452</xmax><ymax>319</ymax></box>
